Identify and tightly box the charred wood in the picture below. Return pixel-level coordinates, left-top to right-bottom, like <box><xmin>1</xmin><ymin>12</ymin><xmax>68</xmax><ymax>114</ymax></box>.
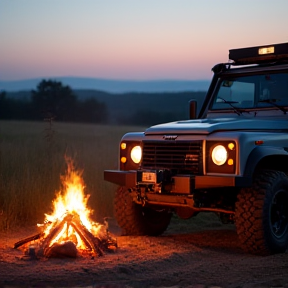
<box><xmin>14</xmin><ymin>233</ymin><xmax>43</xmax><ymax>249</ymax></box>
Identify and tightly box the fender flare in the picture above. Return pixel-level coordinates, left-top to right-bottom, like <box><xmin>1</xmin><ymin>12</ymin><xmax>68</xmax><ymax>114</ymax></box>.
<box><xmin>244</xmin><ymin>146</ymin><xmax>288</xmax><ymax>177</ymax></box>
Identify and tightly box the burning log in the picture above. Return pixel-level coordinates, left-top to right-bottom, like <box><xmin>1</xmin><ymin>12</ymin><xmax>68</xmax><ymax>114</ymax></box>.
<box><xmin>39</xmin><ymin>216</ymin><xmax>69</xmax><ymax>256</ymax></box>
<box><xmin>14</xmin><ymin>233</ymin><xmax>43</xmax><ymax>249</ymax></box>
<box><xmin>44</xmin><ymin>241</ymin><xmax>78</xmax><ymax>258</ymax></box>
<box><xmin>70</xmin><ymin>215</ymin><xmax>104</xmax><ymax>256</ymax></box>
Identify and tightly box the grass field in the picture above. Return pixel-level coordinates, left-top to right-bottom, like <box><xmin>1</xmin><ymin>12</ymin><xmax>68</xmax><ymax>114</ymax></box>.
<box><xmin>0</xmin><ymin>120</ymin><xmax>143</xmax><ymax>230</ymax></box>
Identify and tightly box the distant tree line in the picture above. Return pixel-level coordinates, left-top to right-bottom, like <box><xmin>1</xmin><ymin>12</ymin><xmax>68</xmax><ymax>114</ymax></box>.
<box><xmin>1</xmin><ymin>79</ymin><xmax>206</xmax><ymax>126</ymax></box>
<box><xmin>73</xmin><ymin>89</ymin><xmax>206</xmax><ymax>126</ymax></box>
<box><xmin>0</xmin><ymin>79</ymin><xmax>108</xmax><ymax>123</ymax></box>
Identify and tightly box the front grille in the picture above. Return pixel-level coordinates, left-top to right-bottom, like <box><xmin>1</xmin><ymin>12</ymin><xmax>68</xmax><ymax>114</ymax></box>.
<box><xmin>142</xmin><ymin>140</ymin><xmax>203</xmax><ymax>174</ymax></box>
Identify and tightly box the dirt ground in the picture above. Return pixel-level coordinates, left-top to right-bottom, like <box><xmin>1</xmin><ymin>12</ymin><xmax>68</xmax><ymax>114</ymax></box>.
<box><xmin>0</xmin><ymin>213</ymin><xmax>288</xmax><ymax>288</ymax></box>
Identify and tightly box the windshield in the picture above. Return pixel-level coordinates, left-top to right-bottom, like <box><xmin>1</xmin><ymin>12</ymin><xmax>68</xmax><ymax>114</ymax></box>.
<box><xmin>210</xmin><ymin>72</ymin><xmax>288</xmax><ymax>113</ymax></box>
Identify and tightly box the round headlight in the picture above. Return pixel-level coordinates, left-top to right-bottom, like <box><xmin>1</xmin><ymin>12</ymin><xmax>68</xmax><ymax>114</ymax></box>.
<box><xmin>130</xmin><ymin>146</ymin><xmax>142</xmax><ymax>164</ymax></box>
<box><xmin>211</xmin><ymin>145</ymin><xmax>227</xmax><ymax>166</ymax></box>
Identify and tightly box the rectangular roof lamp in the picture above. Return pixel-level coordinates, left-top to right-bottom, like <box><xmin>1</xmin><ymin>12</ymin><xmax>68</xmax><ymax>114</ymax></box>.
<box><xmin>229</xmin><ymin>42</ymin><xmax>288</xmax><ymax>64</ymax></box>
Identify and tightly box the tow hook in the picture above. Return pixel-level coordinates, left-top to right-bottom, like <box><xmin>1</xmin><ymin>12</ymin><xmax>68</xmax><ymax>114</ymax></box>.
<box><xmin>136</xmin><ymin>190</ymin><xmax>148</xmax><ymax>206</ymax></box>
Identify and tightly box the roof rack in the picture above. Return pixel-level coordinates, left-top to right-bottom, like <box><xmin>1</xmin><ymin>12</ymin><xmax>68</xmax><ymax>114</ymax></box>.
<box><xmin>229</xmin><ymin>42</ymin><xmax>288</xmax><ymax>65</ymax></box>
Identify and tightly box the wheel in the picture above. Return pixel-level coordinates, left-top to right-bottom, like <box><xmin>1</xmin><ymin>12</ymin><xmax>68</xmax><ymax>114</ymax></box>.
<box><xmin>114</xmin><ymin>186</ymin><xmax>172</xmax><ymax>236</ymax></box>
<box><xmin>235</xmin><ymin>170</ymin><xmax>288</xmax><ymax>255</ymax></box>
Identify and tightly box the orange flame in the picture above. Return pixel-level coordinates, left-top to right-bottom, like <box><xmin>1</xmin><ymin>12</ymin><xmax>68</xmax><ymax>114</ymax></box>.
<box><xmin>42</xmin><ymin>157</ymin><xmax>101</xmax><ymax>248</ymax></box>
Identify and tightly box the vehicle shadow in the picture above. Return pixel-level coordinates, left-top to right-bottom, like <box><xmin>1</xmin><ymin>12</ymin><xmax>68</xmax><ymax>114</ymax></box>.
<box><xmin>163</xmin><ymin>213</ymin><xmax>244</xmax><ymax>254</ymax></box>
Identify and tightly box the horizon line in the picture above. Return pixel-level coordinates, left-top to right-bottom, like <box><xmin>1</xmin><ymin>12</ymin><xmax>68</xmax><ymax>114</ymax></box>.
<box><xmin>0</xmin><ymin>76</ymin><xmax>211</xmax><ymax>82</ymax></box>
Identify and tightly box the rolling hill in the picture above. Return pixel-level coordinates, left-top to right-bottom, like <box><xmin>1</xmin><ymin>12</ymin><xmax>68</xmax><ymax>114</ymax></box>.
<box><xmin>0</xmin><ymin>77</ymin><xmax>210</xmax><ymax>93</ymax></box>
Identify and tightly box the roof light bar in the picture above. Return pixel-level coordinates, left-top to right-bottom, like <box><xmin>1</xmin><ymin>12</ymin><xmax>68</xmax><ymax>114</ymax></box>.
<box><xmin>229</xmin><ymin>42</ymin><xmax>288</xmax><ymax>65</ymax></box>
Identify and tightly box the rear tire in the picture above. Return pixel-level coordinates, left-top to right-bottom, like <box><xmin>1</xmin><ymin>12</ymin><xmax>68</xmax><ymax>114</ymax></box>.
<box><xmin>235</xmin><ymin>170</ymin><xmax>288</xmax><ymax>255</ymax></box>
<box><xmin>114</xmin><ymin>186</ymin><xmax>172</xmax><ymax>236</ymax></box>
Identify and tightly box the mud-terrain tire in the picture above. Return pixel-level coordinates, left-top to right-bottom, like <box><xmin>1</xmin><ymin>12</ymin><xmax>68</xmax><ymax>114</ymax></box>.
<box><xmin>235</xmin><ymin>170</ymin><xmax>288</xmax><ymax>255</ymax></box>
<box><xmin>114</xmin><ymin>186</ymin><xmax>172</xmax><ymax>236</ymax></box>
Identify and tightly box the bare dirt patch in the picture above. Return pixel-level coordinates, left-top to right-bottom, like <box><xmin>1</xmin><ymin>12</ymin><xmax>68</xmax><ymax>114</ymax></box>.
<box><xmin>0</xmin><ymin>213</ymin><xmax>288</xmax><ymax>288</ymax></box>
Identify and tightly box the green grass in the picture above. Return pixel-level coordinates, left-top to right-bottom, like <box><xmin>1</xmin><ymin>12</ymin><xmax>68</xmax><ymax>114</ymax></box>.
<box><xmin>0</xmin><ymin>120</ymin><xmax>143</xmax><ymax>230</ymax></box>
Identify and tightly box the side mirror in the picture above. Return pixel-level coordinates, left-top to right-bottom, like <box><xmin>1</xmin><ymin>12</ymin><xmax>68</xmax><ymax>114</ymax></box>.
<box><xmin>189</xmin><ymin>100</ymin><xmax>197</xmax><ymax>119</ymax></box>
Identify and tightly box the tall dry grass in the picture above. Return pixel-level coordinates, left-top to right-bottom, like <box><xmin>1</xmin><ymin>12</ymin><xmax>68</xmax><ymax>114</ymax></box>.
<box><xmin>0</xmin><ymin>120</ymin><xmax>142</xmax><ymax>230</ymax></box>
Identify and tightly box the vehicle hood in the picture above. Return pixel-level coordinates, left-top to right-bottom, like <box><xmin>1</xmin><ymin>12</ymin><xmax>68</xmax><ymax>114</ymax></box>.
<box><xmin>145</xmin><ymin>117</ymin><xmax>288</xmax><ymax>135</ymax></box>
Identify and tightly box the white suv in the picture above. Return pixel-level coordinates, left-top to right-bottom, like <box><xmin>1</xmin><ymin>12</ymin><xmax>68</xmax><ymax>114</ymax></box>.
<box><xmin>105</xmin><ymin>43</ymin><xmax>288</xmax><ymax>255</ymax></box>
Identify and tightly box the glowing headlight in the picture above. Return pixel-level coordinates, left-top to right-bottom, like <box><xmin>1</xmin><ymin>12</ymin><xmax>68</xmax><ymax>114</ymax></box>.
<box><xmin>130</xmin><ymin>146</ymin><xmax>142</xmax><ymax>164</ymax></box>
<box><xmin>211</xmin><ymin>145</ymin><xmax>227</xmax><ymax>166</ymax></box>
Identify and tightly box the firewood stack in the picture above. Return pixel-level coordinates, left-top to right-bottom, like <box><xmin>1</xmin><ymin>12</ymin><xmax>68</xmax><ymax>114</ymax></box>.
<box><xmin>14</xmin><ymin>212</ymin><xmax>117</xmax><ymax>258</ymax></box>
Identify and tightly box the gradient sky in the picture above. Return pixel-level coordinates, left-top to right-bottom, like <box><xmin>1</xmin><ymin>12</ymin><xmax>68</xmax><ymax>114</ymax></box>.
<box><xmin>1</xmin><ymin>0</ymin><xmax>287</xmax><ymax>81</ymax></box>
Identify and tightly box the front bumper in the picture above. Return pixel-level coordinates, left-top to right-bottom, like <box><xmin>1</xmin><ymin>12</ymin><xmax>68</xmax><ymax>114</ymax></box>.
<box><xmin>104</xmin><ymin>169</ymin><xmax>252</xmax><ymax>190</ymax></box>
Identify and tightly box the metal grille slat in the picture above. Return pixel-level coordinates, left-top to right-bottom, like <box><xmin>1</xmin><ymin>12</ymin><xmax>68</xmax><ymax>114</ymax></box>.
<box><xmin>142</xmin><ymin>140</ymin><xmax>202</xmax><ymax>174</ymax></box>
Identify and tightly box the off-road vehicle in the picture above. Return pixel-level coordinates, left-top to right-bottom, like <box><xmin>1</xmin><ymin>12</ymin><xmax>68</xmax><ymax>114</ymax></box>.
<box><xmin>104</xmin><ymin>43</ymin><xmax>288</xmax><ymax>255</ymax></box>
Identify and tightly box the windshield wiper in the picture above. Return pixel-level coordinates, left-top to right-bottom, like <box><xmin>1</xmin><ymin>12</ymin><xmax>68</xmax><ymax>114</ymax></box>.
<box><xmin>258</xmin><ymin>98</ymin><xmax>288</xmax><ymax>114</ymax></box>
<box><xmin>217</xmin><ymin>97</ymin><xmax>243</xmax><ymax>115</ymax></box>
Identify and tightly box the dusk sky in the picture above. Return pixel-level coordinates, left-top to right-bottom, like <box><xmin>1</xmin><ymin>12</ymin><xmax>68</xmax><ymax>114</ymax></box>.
<box><xmin>1</xmin><ymin>0</ymin><xmax>287</xmax><ymax>81</ymax></box>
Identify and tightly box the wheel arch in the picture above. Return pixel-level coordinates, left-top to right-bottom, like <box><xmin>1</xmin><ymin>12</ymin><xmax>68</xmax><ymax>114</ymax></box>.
<box><xmin>244</xmin><ymin>146</ymin><xmax>288</xmax><ymax>177</ymax></box>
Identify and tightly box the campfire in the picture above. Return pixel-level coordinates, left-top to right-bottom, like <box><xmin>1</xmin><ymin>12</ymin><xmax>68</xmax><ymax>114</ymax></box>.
<box><xmin>14</xmin><ymin>157</ymin><xmax>117</xmax><ymax>258</ymax></box>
